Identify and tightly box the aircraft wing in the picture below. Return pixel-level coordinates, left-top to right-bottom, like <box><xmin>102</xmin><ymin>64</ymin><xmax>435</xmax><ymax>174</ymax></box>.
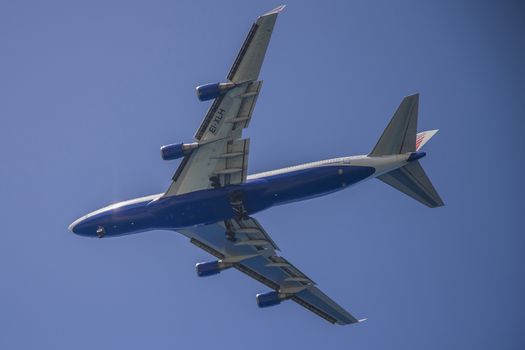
<box><xmin>178</xmin><ymin>216</ymin><xmax>361</xmax><ymax>325</ymax></box>
<box><xmin>164</xmin><ymin>6</ymin><xmax>284</xmax><ymax>197</ymax></box>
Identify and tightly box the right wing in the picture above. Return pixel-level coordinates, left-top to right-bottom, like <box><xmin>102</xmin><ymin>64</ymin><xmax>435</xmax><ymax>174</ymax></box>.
<box><xmin>179</xmin><ymin>216</ymin><xmax>361</xmax><ymax>325</ymax></box>
<box><xmin>163</xmin><ymin>5</ymin><xmax>284</xmax><ymax>197</ymax></box>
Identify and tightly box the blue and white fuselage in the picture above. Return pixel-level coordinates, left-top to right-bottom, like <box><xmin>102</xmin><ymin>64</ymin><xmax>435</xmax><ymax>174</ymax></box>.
<box><xmin>69</xmin><ymin>6</ymin><xmax>444</xmax><ymax>325</ymax></box>
<box><xmin>69</xmin><ymin>153</ymin><xmax>414</xmax><ymax>237</ymax></box>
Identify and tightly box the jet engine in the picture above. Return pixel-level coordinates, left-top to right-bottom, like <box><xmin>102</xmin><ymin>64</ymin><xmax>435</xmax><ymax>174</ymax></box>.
<box><xmin>256</xmin><ymin>291</ymin><xmax>286</xmax><ymax>308</ymax></box>
<box><xmin>160</xmin><ymin>142</ymin><xmax>198</xmax><ymax>161</ymax></box>
<box><xmin>196</xmin><ymin>82</ymin><xmax>235</xmax><ymax>101</ymax></box>
<box><xmin>195</xmin><ymin>260</ymin><xmax>232</xmax><ymax>277</ymax></box>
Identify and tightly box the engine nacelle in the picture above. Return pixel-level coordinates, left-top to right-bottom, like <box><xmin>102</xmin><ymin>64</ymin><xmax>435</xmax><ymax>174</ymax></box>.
<box><xmin>256</xmin><ymin>291</ymin><xmax>284</xmax><ymax>308</ymax></box>
<box><xmin>196</xmin><ymin>82</ymin><xmax>235</xmax><ymax>101</ymax></box>
<box><xmin>160</xmin><ymin>142</ymin><xmax>198</xmax><ymax>161</ymax></box>
<box><xmin>195</xmin><ymin>260</ymin><xmax>232</xmax><ymax>277</ymax></box>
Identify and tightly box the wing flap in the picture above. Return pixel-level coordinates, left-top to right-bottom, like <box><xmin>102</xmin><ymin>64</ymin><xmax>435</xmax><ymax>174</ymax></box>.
<box><xmin>166</xmin><ymin>81</ymin><xmax>262</xmax><ymax>196</ymax></box>
<box><xmin>230</xmin><ymin>216</ymin><xmax>279</xmax><ymax>251</ymax></box>
<box><xmin>221</xmin><ymin>138</ymin><xmax>250</xmax><ymax>185</ymax></box>
<box><xmin>179</xmin><ymin>217</ymin><xmax>359</xmax><ymax>325</ymax></box>
<box><xmin>231</xmin><ymin>80</ymin><xmax>263</xmax><ymax>131</ymax></box>
<box><xmin>165</xmin><ymin>5</ymin><xmax>280</xmax><ymax>196</ymax></box>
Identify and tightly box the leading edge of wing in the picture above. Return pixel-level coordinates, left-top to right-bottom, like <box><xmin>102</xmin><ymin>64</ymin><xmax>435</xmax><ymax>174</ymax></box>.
<box><xmin>236</xmin><ymin>257</ymin><xmax>360</xmax><ymax>325</ymax></box>
<box><xmin>179</xmin><ymin>219</ymin><xmax>361</xmax><ymax>325</ymax></box>
<box><xmin>164</xmin><ymin>6</ymin><xmax>284</xmax><ymax>197</ymax></box>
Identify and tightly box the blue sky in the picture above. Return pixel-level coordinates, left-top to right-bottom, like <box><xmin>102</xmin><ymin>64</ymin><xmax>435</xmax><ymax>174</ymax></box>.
<box><xmin>1</xmin><ymin>1</ymin><xmax>524</xmax><ymax>349</ymax></box>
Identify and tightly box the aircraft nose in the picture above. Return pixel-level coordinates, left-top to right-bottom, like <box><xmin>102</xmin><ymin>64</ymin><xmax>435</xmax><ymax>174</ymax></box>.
<box><xmin>68</xmin><ymin>217</ymin><xmax>85</xmax><ymax>234</ymax></box>
<box><xmin>68</xmin><ymin>220</ymin><xmax>78</xmax><ymax>233</ymax></box>
<box><xmin>68</xmin><ymin>215</ymin><xmax>105</xmax><ymax>237</ymax></box>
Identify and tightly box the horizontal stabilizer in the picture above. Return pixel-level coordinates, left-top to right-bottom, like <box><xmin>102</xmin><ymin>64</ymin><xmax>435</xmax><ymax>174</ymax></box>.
<box><xmin>378</xmin><ymin>160</ymin><xmax>444</xmax><ymax>208</ymax></box>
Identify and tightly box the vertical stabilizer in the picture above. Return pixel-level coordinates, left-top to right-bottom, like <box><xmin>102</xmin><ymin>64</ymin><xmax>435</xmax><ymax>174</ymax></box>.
<box><xmin>370</xmin><ymin>94</ymin><xmax>419</xmax><ymax>156</ymax></box>
<box><xmin>416</xmin><ymin>130</ymin><xmax>439</xmax><ymax>151</ymax></box>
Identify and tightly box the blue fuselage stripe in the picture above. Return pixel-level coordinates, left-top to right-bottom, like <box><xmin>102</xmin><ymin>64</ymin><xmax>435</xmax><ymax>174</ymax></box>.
<box><xmin>72</xmin><ymin>165</ymin><xmax>375</xmax><ymax>237</ymax></box>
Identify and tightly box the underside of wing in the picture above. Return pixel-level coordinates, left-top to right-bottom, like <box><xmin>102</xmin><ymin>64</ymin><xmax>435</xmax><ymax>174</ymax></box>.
<box><xmin>227</xmin><ymin>5</ymin><xmax>285</xmax><ymax>83</ymax></box>
<box><xmin>178</xmin><ymin>217</ymin><xmax>360</xmax><ymax>325</ymax></box>
<box><xmin>164</xmin><ymin>7</ymin><xmax>284</xmax><ymax>197</ymax></box>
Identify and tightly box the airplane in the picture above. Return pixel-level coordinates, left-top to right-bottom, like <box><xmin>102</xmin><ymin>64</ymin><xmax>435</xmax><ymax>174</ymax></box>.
<box><xmin>69</xmin><ymin>5</ymin><xmax>443</xmax><ymax>325</ymax></box>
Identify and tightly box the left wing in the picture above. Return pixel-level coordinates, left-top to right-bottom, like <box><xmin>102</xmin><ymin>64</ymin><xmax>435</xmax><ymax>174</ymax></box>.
<box><xmin>164</xmin><ymin>6</ymin><xmax>284</xmax><ymax>197</ymax></box>
<box><xmin>179</xmin><ymin>217</ymin><xmax>361</xmax><ymax>325</ymax></box>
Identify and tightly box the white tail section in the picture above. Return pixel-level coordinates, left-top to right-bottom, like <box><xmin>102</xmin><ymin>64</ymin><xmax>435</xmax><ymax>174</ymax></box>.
<box><xmin>416</xmin><ymin>130</ymin><xmax>439</xmax><ymax>151</ymax></box>
<box><xmin>372</xmin><ymin>94</ymin><xmax>444</xmax><ymax>208</ymax></box>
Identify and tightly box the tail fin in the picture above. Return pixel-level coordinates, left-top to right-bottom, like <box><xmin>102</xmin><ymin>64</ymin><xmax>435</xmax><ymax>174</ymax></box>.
<box><xmin>416</xmin><ymin>130</ymin><xmax>439</xmax><ymax>151</ymax></box>
<box><xmin>371</xmin><ymin>94</ymin><xmax>444</xmax><ymax>208</ymax></box>
<box><xmin>370</xmin><ymin>94</ymin><xmax>419</xmax><ymax>156</ymax></box>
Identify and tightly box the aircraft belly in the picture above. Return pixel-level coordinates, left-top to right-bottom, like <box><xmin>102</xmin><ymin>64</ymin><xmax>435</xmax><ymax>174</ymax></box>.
<box><xmin>263</xmin><ymin>165</ymin><xmax>375</xmax><ymax>205</ymax></box>
<box><xmin>148</xmin><ymin>166</ymin><xmax>375</xmax><ymax>229</ymax></box>
<box><xmin>87</xmin><ymin>166</ymin><xmax>375</xmax><ymax>236</ymax></box>
<box><xmin>149</xmin><ymin>181</ymin><xmax>273</xmax><ymax>229</ymax></box>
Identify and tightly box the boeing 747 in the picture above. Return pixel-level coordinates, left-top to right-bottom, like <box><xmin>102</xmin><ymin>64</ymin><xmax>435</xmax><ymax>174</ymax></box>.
<box><xmin>69</xmin><ymin>5</ymin><xmax>443</xmax><ymax>325</ymax></box>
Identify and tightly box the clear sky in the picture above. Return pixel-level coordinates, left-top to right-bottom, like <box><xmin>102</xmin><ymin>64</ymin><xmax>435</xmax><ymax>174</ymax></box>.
<box><xmin>1</xmin><ymin>1</ymin><xmax>524</xmax><ymax>349</ymax></box>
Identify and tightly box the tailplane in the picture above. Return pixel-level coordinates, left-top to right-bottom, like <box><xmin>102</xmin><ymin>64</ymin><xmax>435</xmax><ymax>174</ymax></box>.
<box><xmin>371</xmin><ymin>94</ymin><xmax>444</xmax><ymax>208</ymax></box>
<box><xmin>377</xmin><ymin>161</ymin><xmax>444</xmax><ymax>207</ymax></box>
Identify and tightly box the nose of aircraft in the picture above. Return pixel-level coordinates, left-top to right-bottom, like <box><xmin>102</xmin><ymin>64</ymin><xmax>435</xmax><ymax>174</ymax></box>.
<box><xmin>68</xmin><ymin>217</ymin><xmax>83</xmax><ymax>234</ymax></box>
<box><xmin>68</xmin><ymin>216</ymin><xmax>93</xmax><ymax>236</ymax></box>
<box><xmin>68</xmin><ymin>214</ymin><xmax>107</xmax><ymax>237</ymax></box>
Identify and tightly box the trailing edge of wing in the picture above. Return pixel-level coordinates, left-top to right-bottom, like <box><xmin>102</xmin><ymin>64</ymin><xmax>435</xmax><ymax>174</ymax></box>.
<box><xmin>163</xmin><ymin>7</ymin><xmax>284</xmax><ymax>197</ymax></box>
<box><xmin>292</xmin><ymin>287</ymin><xmax>360</xmax><ymax>325</ymax></box>
<box><xmin>179</xmin><ymin>219</ymin><xmax>360</xmax><ymax>325</ymax></box>
<box><xmin>236</xmin><ymin>259</ymin><xmax>359</xmax><ymax>325</ymax></box>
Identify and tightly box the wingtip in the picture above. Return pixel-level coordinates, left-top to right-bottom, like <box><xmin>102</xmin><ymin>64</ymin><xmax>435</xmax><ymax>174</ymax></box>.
<box><xmin>262</xmin><ymin>4</ymin><xmax>286</xmax><ymax>17</ymax></box>
<box><xmin>404</xmin><ymin>92</ymin><xmax>420</xmax><ymax>99</ymax></box>
<box><xmin>337</xmin><ymin>317</ymin><xmax>367</xmax><ymax>325</ymax></box>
